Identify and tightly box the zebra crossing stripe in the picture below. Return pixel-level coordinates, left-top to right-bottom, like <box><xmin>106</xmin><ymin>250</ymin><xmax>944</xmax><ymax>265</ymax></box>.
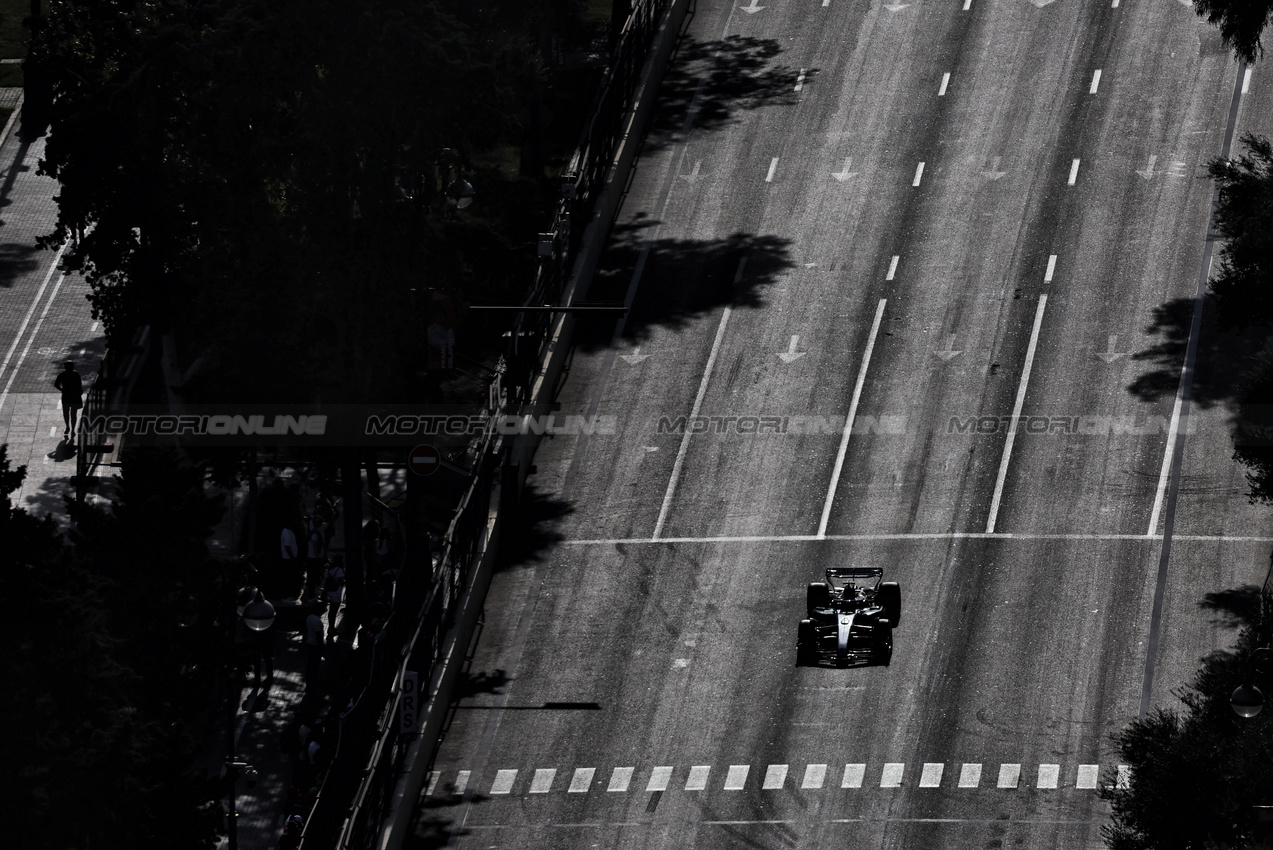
<box><xmin>1037</xmin><ymin>764</ymin><xmax>1059</xmax><ymax>789</ymax></box>
<box><xmin>568</xmin><ymin>768</ymin><xmax>595</xmax><ymax>793</ymax></box>
<box><xmin>686</xmin><ymin>765</ymin><xmax>711</xmax><ymax>791</ymax></box>
<box><xmin>1116</xmin><ymin>765</ymin><xmax>1131</xmax><ymax>790</ymax></box>
<box><xmin>454</xmin><ymin>770</ymin><xmax>471</xmax><ymax>794</ymax></box>
<box><xmin>958</xmin><ymin>763</ymin><xmax>981</xmax><ymax>788</ymax></box>
<box><xmin>425</xmin><ymin>770</ymin><xmax>441</xmax><ymax>797</ymax></box>
<box><xmin>881</xmin><ymin>763</ymin><xmax>905</xmax><ymax>788</ymax></box>
<box><xmin>997</xmin><ymin>764</ymin><xmax>1020</xmax><ymax>789</ymax></box>
<box><xmin>529</xmin><ymin>769</ymin><xmax>555</xmax><ymax>794</ymax></box>
<box><xmin>919</xmin><ymin>763</ymin><xmax>944</xmax><ymax>787</ymax></box>
<box><xmin>647</xmin><ymin>766</ymin><xmax>672</xmax><ymax>792</ymax></box>
<box><xmin>490</xmin><ymin>769</ymin><xmax>517</xmax><ymax>795</ymax></box>
<box><xmin>842</xmin><ymin>764</ymin><xmax>866</xmax><ymax>788</ymax></box>
<box><xmin>763</xmin><ymin>764</ymin><xmax>788</xmax><ymax>790</ymax></box>
<box><xmin>1075</xmin><ymin>765</ymin><xmax>1098</xmax><ymax>790</ymax></box>
<box><xmin>608</xmin><ymin>767</ymin><xmax>634</xmax><ymax>792</ymax></box>
<box><xmin>803</xmin><ymin>764</ymin><xmax>827</xmax><ymax>789</ymax></box>
<box><xmin>724</xmin><ymin>765</ymin><xmax>749</xmax><ymax>791</ymax></box>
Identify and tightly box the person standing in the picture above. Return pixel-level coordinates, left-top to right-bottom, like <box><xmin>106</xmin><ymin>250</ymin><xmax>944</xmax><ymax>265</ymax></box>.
<box><xmin>305</xmin><ymin>513</ymin><xmax>327</xmax><ymax>595</ymax></box>
<box><xmin>304</xmin><ymin>603</ymin><xmax>325</xmax><ymax>686</ymax></box>
<box><xmin>323</xmin><ymin>557</ymin><xmax>346</xmax><ymax>641</ymax></box>
<box><xmin>53</xmin><ymin>360</ymin><xmax>83</xmax><ymax>438</ymax></box>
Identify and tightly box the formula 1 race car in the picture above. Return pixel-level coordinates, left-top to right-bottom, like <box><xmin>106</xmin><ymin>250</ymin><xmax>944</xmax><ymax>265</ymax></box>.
<box><xmin>796</xmin><ymin>567</ymin><xmax>900</xmax><ymax>667</ymax></box>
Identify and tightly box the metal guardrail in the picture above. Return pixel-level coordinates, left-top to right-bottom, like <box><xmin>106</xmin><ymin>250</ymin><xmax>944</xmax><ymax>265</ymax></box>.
<box><xmin>75</xmin><ymin>324</ymin><xmax>150</xmax><ymax>504</ymax></box>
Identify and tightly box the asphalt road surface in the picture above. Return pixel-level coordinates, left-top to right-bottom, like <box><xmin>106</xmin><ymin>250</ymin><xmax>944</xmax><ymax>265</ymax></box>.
<box><xmin>410</xmin><ymin>1</ymin><xmax>1273</xmax><ymax>847</ymax></box>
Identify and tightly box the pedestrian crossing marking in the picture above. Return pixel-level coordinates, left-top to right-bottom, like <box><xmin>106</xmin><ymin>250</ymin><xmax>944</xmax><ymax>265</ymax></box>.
<box><xmin>425</xmin><ymin>760</ymin><xmax>1133</xmax><ymax>798</ymax></box>
<box><xmin>608</xmin><ymin>767</ymin><xmax>633</xmax><ymax>792</ymax></box>
<box><xmin>490</xmin><ymin>769</ymin><xmax>517</xmax><ymax>795</ymax></box>
<box><xmin>724</xmin><ymin>765</ymin><xmax>749</xmax><ymax>790</ymax></box>
<box><xmin>647</xmin><ymin>766</ymin><xmax>672</xmax><ymax>792</ymax></box>
<box><xmin>919</xmin><ymin>763</ymin><xmax>944</xmax><ymax>788</ymax></box>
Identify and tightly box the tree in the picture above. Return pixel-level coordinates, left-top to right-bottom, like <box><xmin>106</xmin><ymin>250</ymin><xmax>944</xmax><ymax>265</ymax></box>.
<box><xmin>1104</xmin><ymin>594</ymin><xmax>1273</xmax><ymax>849</ymax></box>
<box><xmin>1195</xmin><ymin>0</ymin><xmax>1273</xmax><ymax>64</ymax></box>
<box><xmin>0</xmin><ymin>445</ymin><xmax>224</xmax><ymax>849</ymax></box>
<box><xmin>1208</xmin><ymin>133</ymin><xmax>1273</xmax><ymax>331</ymax></box>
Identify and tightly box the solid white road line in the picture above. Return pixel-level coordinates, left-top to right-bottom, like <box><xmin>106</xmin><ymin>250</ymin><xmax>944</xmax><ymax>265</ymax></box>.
<box><xmin>686</xmin><ymin>765</ymin><xmax>711</xmax><ymax>791</ymax></box>
<box><xmin>998</xmin><ymin>764</ymin><xmax>1021</xmax><ymax>789</ymax></box>
<box><xmin>569</xmin><ymin>768</ymin><xmax>595</xmax><ymax>792</ymax></box>
<box><xmin>490</xmin><ymin>769</ymin><xmax>517</xmax><ymax>794</ymax></box>
<box><xmin>886</xmin><ymin>255</ymin><xmax>899</xmax><ymax>280</ymax></box>
<box><xmin>653</xmin><ymin>299</ymin><xmax>735</xmax><ymax>538</ymax></box>
<box><xmin>1037</xmin><ymin>764</ymin><xmax>1060</xmax><ymax>789</ymax></box>
<box><xmin>724</xmin><ymin>765</ymin><xmax>749</xmax><ymax>790</ymax></box>
<box><xmin>818</xmin><ymin>298</ymin><xmax>887</xmax><ymax>537</ymax></box>
<box><xmin>1242</xmin><ymin>66</ymin><xmax>1252</xmax><ymax>94</ymax></box>
<box><xmin>529</xmin><ymin>769</ymin><xmax>556</xmax><ymax>793</ymax></box>
<box><xmin>565</xmin><ymin>532</ymin><xmax>1273</xmax><ymax>545</ymax></box>
<box><xmin>919</xmin><ymin>763</ymin><xmax>944</xmax><ymax>787</ymax></box>
<box><xmin>803</xmin><ymin>764</ymin><xmax>827</xmax><ymax>789</ymax></box>
<box><xmin>1068</xmin><ymin>159</ymin><xmax>1080</xmax><ymax>185</ymax></box>
<box><xmin>938</xmin><ymin>72</ymin><xmax>950</xmax><ymax>96</ymax></box>
<box><xmin>0</xmin><ymin>242</ymin><xmax>69</xmax><ymax>403</ymax></box>
<box><xmin>0</xmin><ymin>268</ymin><xmax>71</xmax><ymax>415</ymax></box>
<box><xmin>958</xmin><ymin>764</ymin><xmax>981</xmax><ymax>788</ymax></box>
<box><xmin>843</xmin><ymin>764</ymin><xmax>866</xmax><ymax>788</ymax></box>
<box><xmin>763</xmin><ymin>764</ymin><xmax>788</xmax><ymax>789</ymax></box>
<box><xmin>1090</xmin><ymin>69</ymin><xmax>1102</xmax><ymax>94</ymax></box>
<box><xmin>881</xmin><ymin>763</ymin><xmax>904</xmax><ymax>788</ymax></box>
<box><xmin>608</xmin><ymin>767</ymin><xmax>634</xmax><ymax>792</ymax></box>
<box><xmin>647</xmin><ymin>766</ymin><xmax>672</xmax><ymax>792</ymax></box>
<box><xmin>912</xmin><ymin>162</ymin><xmax>925</xmax><ymax>186</ymax></box>
<box><xmin>766</xmin><ymin>157</ymin><xmax>779</xmax><ymax>182</ymax></box>
<box><xmin>1044</xmin><ymin>254</ymin><xmax>1057</xmax><ymax>282</ymax></box>
<box><xmin>986</xmin><ymin>294</ymin><xmax>1048</xmax><ymax>533</ymax></box>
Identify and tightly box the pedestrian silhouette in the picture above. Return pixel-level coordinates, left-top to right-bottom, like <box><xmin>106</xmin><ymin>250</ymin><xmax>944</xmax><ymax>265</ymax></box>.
<box><xmin>53</xmin><ymin>360</ymin><xmax>83</xmax><ymax>438</ymax></box>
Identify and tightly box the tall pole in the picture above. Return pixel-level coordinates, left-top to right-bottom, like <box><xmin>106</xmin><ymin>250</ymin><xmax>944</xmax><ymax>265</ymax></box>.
<box><xmin>226</xmin><ymin>633</ymin><xmax>239</xmax><ymax>850</ymax></box>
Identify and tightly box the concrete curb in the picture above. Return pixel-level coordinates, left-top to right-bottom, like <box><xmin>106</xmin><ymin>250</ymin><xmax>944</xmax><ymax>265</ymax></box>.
<box><xmin>0</xmin><ymin>90</ymin><xmax>24</xmax><ymax>152</ymax></box>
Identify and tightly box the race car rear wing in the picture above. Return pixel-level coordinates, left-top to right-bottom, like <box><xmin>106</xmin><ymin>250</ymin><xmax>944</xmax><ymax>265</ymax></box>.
<box><xmin>826</xmin><ymin>567</ymin><xmax>883</xmax><ymax>580</ymax></box>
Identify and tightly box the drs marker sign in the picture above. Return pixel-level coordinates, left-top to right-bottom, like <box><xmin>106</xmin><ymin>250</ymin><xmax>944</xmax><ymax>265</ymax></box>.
<box><xmin>408</xmin><ymin>444</ymin><xmax>441</xmax><ymax>476</ymax></box>
<box><xmin>400</xmin><ymin>671</ymin><xmax>419</xmax><ymax>734</ymax></box>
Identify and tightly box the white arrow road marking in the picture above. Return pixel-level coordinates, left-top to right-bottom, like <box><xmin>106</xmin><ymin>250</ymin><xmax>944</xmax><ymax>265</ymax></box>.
<box><xmin>778</xmin><ymin>335</ymin><xmax>807</xmax><ymax>363</ymax></box>
<box><xmin>678</xmin><ymin>161</ymin><xmax>701</xmax><ymax>182</ymax></box>
<box><xmin>795</xmin><ymin>69</ymin><xmax>806</xmax><ymax>92</ymax></box>
<box><xmin>934</xmin><ymin>334</ymin><xmax>962</xmax><ymax>361</ymax></box>
<box><xmin>832</xmin><ymin>157</ymin><xmax>859</xmax><ymax>181</ymax></box>
<box><xmin>1136</xmin><ymin>154</ymin><xmax>1157</xmax><ymax>179</ymax></box>
<box><xmin>982</xmin><ymin>156</ymin><xmax>1008</xmax><ymax>179</ymax></box>
<box><xmin>1090</xmin><ymin>69</ymin><xmax>1102</xmax><ymax>94</ymax></box>
<box><xmin>1068</xmin><ymin>159</ymin><xmax>1080</xmax><ymax>185</ymax></box>
<box><xmin>620</xmin><ymin>346</ymin><xmax>651</xmax><ymax>364</ymax></box>
<box><xmin>1095</xmin><ymin>334</ymin><xmax>1128</xmax><ymax>363</ymax></box>
<box><xmin>740</xmin><ymin>0</ymin><xmax>766</xmax><ymax>12</ymax></box>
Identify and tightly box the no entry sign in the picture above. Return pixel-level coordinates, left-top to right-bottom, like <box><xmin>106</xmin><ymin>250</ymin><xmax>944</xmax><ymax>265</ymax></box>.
<box><xmin>408</xmin><ymin>444</ymin><xmax>441</xmax><ymax>476</ymax></box>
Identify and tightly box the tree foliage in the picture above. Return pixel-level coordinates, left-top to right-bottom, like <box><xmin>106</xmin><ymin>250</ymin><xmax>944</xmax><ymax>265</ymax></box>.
<box><xmin>0</xmin><ymin>446</ymin><xmax>224</xmax><ymax>849</ymax></box>
<box><xmin>1195</xmin><ymin>0</ymin><xmax>1273</xmax><ymax>64</ymax></box>
<box><xmin>1104</xmin><ymin>600</ymin><xmax>1273</xmax><ymax>849</ymax></box>
<box><xmin>1208</xmin><ymin>133</ymin><xmax>1273</xmax><ymax>331</ymax></box>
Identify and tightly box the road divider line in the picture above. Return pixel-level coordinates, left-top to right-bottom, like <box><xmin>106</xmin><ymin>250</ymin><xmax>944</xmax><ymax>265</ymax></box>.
<box><xmin>766</xmin><ymin>157</ymin><xmax>779</xmax><ymax>182</ymax></box>
<box><xmin>0</xmin><ymin>242</ymin><xmax>69</xmax><ymax>401</ymax></box>
<box><xmin>986</xmin><ymin>294</ymin><xmax>1048</xmax><ymax>534</ymax></box>
<box><xmin>0</xmin><ymin>266</ymin><xmax>72</xmax><ymax>415</ymax></box>
<box><xmin>653</xmin><ymin>291</ymin><xmax>737</xmax><ymax>538</ymax></box>
<box><xmin>886</xmin><ymin>255</ymin><xmax>899</xmax><ymax>280</ymax></box>
<box><xmin>1090</xmin><ymin>69</ymin><xmax>1101</xmax><ymax>94</ymax></box>
<box><xmin>1068</xmin><ymin>159</ymin><xmax>1080</xmax><ymax>185</ymax></box>
<box><xmin>566</xmin><ymin>532</ymin><xmax>1273</xmax><ymax>545</ymax></box>
<box><xmin>938</xmin><ymin>72</ymin><xmax>950</xmax><ymax>96</ymax></box>
<box><xmin>818</xmin><ymin>298</ymin><xmax>887</xmax><ymax>538</ymax></box>
<box><xmin>1044</xmin><ymin>254</ymin><xmax>1057</xmax><ymax>282</ymax></box>
<box><xmin>912</xmin><ymin>161</ymin><xmax>925</xmax><ymax>187</ymax></box>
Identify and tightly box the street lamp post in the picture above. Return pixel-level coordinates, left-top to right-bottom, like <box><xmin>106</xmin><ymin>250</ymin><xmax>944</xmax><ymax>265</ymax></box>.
<box><xmin>226</xmin><ymin>587</ymin><xmax>275</xmax><ymax>850</ymax></box>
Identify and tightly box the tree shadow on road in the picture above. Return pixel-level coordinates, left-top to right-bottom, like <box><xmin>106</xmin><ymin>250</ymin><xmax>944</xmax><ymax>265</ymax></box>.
<box><xmin>643</xmin><ymin>34</ymin><xmax>810</xmax><ymax>149</ymax></box>
<box><xmin>495</xmin><ymin>484</ymin><xmax>573</xmax><ymax>573</ymax></box>
<box><xmin>0</xmin><ymin>242</ymin><xmax>43</xmax><ymax>286</ymax></box>
<box><xmin>405</xmin><ymin>790</ymin><xmax>491</xmax><ymax>850</ymax></box>
<box><xmin>1199</xmin><ymin>584</ymin><xmax>1261</xmax><ymax>629</ymax></box>
<box><xmin>573</xmin><ymin>222</ymin><xmax>794</xmax><ymax>351</ymax></box>
<box><xmin>1126</xmin><ymin>296</ymin><xmax>1267</xmax><ymax>410</ymax></box>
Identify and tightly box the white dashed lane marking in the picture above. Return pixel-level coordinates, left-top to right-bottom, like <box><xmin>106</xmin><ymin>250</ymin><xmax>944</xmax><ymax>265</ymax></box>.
<box><xmin>998</xmin><ymin>764</ymin><xmax>1021</xmax><ymax>789</ymax></box>
<box><xmin>490</xmin><ymin>769</ymin><xmax>517</xmax><ymax>795</ymax></box>
<box><xmin>919</xmin><ymin>763</ymin><xmax>944</xmax><ymax>788</ymax></box>
<box><xmin>803</xmin><ymin>764</ymin><xmax>827</xmax><ymax>789</ymax></box>
<box><xmin>763</xmin><ymin>764</ymin><xmax>788</xmax><ymax>789</ymax></box>
<box><xmin>686</xmin><ymin>765</ymin><xmax>711</xmax><ymax>791</ymax></box>
<box><xmin>568</xmin><ymin>767</ymin><xmax>594</xmax><ymax>792</ymax></box>
<box><xmin>881</xmin><ymin>763</ymin><xmax>905</xmax><ymax>788</ymax></box>
<box><xmin>647</xmin><ymin>766</ymin><xmax>672</xmax><ymax>792</ymax></box>
<box><xmin>958</xmin><ymin>763</ymin><xmax>981</xmax><ymax>788</ymax></box>
<box><xmin>529</xmin><ymin>768</ymin><xmax>555</xmax><ymax>793</ymax></box>
<box><xmin>1090</xmin><ymin>69</ymin><xmax>1101</xmax><ymax>94</ymax></box>
<box><xmin>608</xmin><ymin>766</ymin><xmax>633</xmax><ymax>792</ymax></box>
<box><xmin>843</xmin><ymin>764</ymin><xmax>866</xmax><ymax>788</ymax></box>
<box><xmin>724</xmin><ymin>765</ymin><xmax>750</xmax><ymax>790</ymax></box>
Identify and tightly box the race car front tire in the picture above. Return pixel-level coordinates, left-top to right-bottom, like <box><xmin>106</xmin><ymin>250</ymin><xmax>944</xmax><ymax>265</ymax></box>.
<box><xmin>873</xmin><ymin>618</ymin><xmax>893</xmax><ymax>666</ymax></box>
<box><xmin>797</xmin><ymin>618</ymin><xmax>817</xmax><ymax>666</ymax></box>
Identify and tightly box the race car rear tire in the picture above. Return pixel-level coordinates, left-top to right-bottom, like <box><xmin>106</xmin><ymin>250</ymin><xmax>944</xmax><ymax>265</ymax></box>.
<box><xmin>873</xmin><ymin>618</ymin><xmax>893</xmax><ymax>666</ymax></box>
<box><xmin>879</xmin><ymin>582</ymin><xmax>901</xmax><ymax>627</ymax></box>
<box><xmin>806</xmin><ymin>582</ymin><xmax>832</xmax><ymax>618</ymax></box>
<box><xmin>797</xmin><ymin>618</ymin><xmax>817</xmax><ymax>666</ymax></box>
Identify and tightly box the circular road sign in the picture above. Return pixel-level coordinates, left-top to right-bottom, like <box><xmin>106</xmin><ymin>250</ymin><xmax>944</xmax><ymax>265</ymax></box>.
<box><xmin>408</xmin><ymin>444</ymin><xmax>442</xmax><ymax>476</ymax></box>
